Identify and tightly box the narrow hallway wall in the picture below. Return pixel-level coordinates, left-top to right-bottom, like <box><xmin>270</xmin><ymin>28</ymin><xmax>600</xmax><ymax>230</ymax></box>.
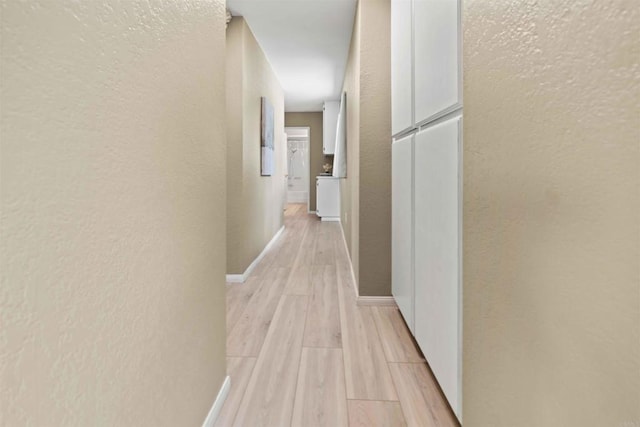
<box><xmin>339</xmin><ymin>0</ymin><xmax>392</xmax><ymax>296</ymax></box>
<box><xmin>358</xmin><ymin>0</ymin><xmax>392</xmax><ymax>297</ymax></box>
<box><xmin>463</xmin><ymin>1</ymin><xmax>640</xmax><ymax>425</ymax></box>
<box><xmin>226</xmin><ymin>17</ymin><xmax>286</xmax><ymax>275</ymax></box>
<box><xmin>0</xmin><ymin>1</ymin><xmax>228</xmax><ymax>425</ymax></box>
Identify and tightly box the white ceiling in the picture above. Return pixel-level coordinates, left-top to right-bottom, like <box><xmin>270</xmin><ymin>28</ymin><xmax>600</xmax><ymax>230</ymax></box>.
<box><xmin>227</xmin><ymin>0</ymin><xmax>357</xmax><ymax>112</ymax></box>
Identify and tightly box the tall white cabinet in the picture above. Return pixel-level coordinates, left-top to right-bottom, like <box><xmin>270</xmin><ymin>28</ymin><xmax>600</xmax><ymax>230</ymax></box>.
<box><xmin>391</xmin><ymin>0</ymin><xmax>462</xmax><ymax>420</ymax></box>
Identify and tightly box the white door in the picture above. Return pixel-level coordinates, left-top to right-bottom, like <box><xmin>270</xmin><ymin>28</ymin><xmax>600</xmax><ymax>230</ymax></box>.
<box><xmin>392</xmin><ymin>134</ymin><xmax>414</xmax><ymax>332</ymax></box>
<box><xmin>285</xmin><ymin>128</ymin><xmax>310</xmax><ymax>204</ymax></box>
<box><xmin>414</xmin><ymin>0</ymin><xmax>461</xmax><ymax>124</ymax></box>
<box><xmin>414</xmin><ymin>116</ymin><xmax>461</xmax><ymax>417</ymax></box>
<box><xmin>282</xmin><ymin>131</ymin><xmax>288</xmax><ymax>211</ymax></box>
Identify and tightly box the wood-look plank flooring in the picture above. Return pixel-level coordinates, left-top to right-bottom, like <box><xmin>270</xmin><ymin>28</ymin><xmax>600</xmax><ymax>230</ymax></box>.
<box><xmin>214</xmin><ymin>357</ymin><xmax>256</xmax><ymax>427</ymax></box>
<box><xmin>303</xmin><ymin>265</ymin><xmax>342</xmax><ymax>348</ymax></box>
<box><xmin>347</xmin><ymin>400</ymin><xmax>407</xmax><ymax>427</ymax></box>
<box><xmin>291</xmin><ymin>347</ymin><xmax>348</xmax><ymax>427</ymax></box>
<box><xmin>372</xmin><ymin>306</ymin><xmax>425</xmax><ymax>364</ymax></box>
<box><xmin>221</xmin><ymin>204</ymin><xmax>459</xmax><ymax>426</ymax></box>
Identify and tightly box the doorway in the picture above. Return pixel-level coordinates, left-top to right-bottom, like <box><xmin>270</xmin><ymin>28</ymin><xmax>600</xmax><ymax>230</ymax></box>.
<box><xmin>284</xmin><ymin>127</ymin><xmax>310</xmax><ymax>211</ymax></box>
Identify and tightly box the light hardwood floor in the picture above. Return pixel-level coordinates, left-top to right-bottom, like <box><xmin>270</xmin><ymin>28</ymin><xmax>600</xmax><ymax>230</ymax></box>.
<box><xmin>217</xmin><ymin>204</ymin><xmax>459</xmax><ymax>427</ymax></box>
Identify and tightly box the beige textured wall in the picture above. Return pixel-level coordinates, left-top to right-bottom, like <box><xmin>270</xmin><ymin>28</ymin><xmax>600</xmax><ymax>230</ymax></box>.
<box><xmin>358</xmin><ymin>0</ymin><xmax>392</xmax><ymax>296</ymax></box>
<box><xmin>226</xmin><ymin>18</ymin><xmax>285</xmax><ymax>274</ymax></box>
<box><xmin>285</xmin><ymin>112</ymin><xmax>328</xmax><ymax>212</ymax></box>
<box><xmin>0</xmin><ymin>1</ymin><xmax>227</xmax><ymax>426</ymax></box>
<box><xmin>339</xmin><ymin>0</ymin><xmax>391</xmax><ymax>296</ymax></box>
<box><xmin>226</xmin><ymin>18</ymin><xmax>246</xmax><ymax>277</ymax></box>
<box><xmin>463</xmin><ymin>1</ymin><xmax>640</xmax><ymax>426</ymax></box>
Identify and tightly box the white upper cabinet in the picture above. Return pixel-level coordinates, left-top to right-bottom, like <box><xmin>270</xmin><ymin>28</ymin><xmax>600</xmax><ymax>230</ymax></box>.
<box><xmin>391</xmin><ymin>0</ymin><xmax>413</xmax><ymax>136</ymax></box>
<box><xmin>323</xmin><ymin>101</ymin><xmax>340</xmax><ymax>155</ymax></box>
<box><xmin>414</xmin><ymin>0</ymin><xmax>461</xmax><ymax>124</ymax></box>
<box><xmin>392</xmin><ymin>134</ymin><xmax>414</xmax><ymax>333</ymax></box>
<box><xmin>414</xmin><ymin>116</ymin><xmax>461</xmax><ymax>419</ymax></box>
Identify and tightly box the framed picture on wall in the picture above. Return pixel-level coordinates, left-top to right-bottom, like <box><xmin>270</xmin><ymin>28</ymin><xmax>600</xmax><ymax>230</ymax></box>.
<box><xmin>261</xmin><ymin>97</ymin><xmax>274</xmax><ymax>176</ymax></box>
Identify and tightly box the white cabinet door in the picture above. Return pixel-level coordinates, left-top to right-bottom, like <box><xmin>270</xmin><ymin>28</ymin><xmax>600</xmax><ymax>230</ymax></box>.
<box><xmin>392</xmin><ymin>134</ymin><xmax>414</xmax><ymax>332</ymax></box>
<box><xmin>316</xmin><ymin>177</ymin><xmax>340</xmax><ymax>218</ymax></box>
<box><xmin>392</xmin><ymin>0</ymin><xmax>413</xmax><ymax>136</ymax></box>
<box><xmin>414</xmin><ymin>0</ymin><xmax>460</xmax><ymax>124</ymax></box>
<box><xmin>323</xmin><ymin>101</ymin><xmax>340</xmax><ymax>155</ymax></box>
<box><xmin>414</xmin><ymin>117</ymin><xmax>461</xmax><ymax>418</ymax></box>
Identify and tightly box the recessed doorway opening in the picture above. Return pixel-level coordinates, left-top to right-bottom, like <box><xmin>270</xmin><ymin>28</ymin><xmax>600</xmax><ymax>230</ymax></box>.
<box><xmin>285</xmin><ymin>127</ymin><xmax>311</xmax><ymax>212</ymax></box>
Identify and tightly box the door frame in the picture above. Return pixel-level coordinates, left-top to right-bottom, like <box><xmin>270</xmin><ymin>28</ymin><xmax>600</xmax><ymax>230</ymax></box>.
<box><xmin>284</xmin><ymin>126</ymin><xmax>311</xmax><ymax>213</ymax></box>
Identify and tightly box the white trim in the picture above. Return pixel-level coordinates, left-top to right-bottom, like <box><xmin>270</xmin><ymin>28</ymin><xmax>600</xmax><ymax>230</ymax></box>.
<box><xmin>337</xmin><ymin>219</ymin><xmax>359</xmax><ymax>298</ymax></box>
<box><xmin>225</xmin><ymin>273</ymin><xmax>245</xmax><ymax>283</ymax></box>
<box><xmin>457</xmin><ymin>114</ymin><xmax>463</xmax><ymax>422</ymax></box>
<box><xmin>202</xmin><ymin>375</ymin><xmax>231</xmax><ymax>427</ymax></box>
<box><xmin>226</xmin><ymin>225</ymin><xmax>285</xmax><ymax>283</ymax></box>
<box><xmin>308</xmin><ymin>210</ymin><xmax>316</xmax><ymax>214</ymax></box>
<box><xmin>337</xmin><ymin>220</ymin><xmax>397</xmax><ymax>308</ymax></box>
<box><xmin>356</xmin><ymin>296</ymin><xmax>397</xmax><ymax>307</ymax></box>
<box><xmin>321</xmin><ymin>217</ymin><xmax>340</xmax><ymax>222</ymax></box>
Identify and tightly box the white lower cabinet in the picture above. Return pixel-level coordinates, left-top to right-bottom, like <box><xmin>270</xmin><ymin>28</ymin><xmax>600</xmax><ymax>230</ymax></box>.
<box><xmin>392</xmin><ymin>116</ymin><xmax>462</xmax><ymax>421</ymax></box>
<box><xmin>392</xmin><ymin>134</ymin><xmax>414</xmax><ymax>333</ymax></box>
<box><xmin>414</xmin><ymin>117</ymin><xmax>461</xmax><ymax>419</ymax></box>
<box><xmin>316</xmin><ymin>176</ymin><xmax>340</xmax><ymax>220</ymax></box>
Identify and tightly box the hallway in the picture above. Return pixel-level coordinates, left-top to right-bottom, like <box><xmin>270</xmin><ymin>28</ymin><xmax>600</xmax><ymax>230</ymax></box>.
<box><xmin>217</xmin><ymin>204</ymin><xmax>458</xmax><ymax>426</ymax></box>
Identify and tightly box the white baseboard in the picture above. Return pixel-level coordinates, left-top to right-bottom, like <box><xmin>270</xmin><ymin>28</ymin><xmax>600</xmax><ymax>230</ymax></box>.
<box><xmin>225</xmin><ymin>273</ymin><xmax>245</xmax><ymax>283</ymax></box>
<box><xmin>337</xmin><ymin>218</ymin><xmax>397</xmax><ymax>308</ymax></box>
<box><xmin>337</xmin><ymin>220</ymin><xmax>360</xmax><ymax>300</ymax></box>
<box><xmin>226</xmin><ymin>225</ymin><xmax>285</xmax><ymax>283</ymax></box>
<box><xmin>308</xmin><ymin>210</ymin><xmax>316</xmax><ymax>214</ymax></box>
<box><xmin>321</xmin><ymin>217</ymin><xmax>341</xmax><ymax>222</ymax></box>
<box><xmin>356</xmin><ymin>296</ymin><xmax>397</xmax><ymax>306</ymax></box>
<box><xmin>202</xmin><ymin>375</ymin><xmax>231</xmax><ymax>427</ymax></box>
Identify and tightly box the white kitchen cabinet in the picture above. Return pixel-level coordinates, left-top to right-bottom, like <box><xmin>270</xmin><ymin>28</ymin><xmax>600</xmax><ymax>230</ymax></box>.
<box><xmin>391</xmin><ymin>0</ymin><xmax>413</xmax><ymax>135</ymax></box>
<box><xmin>414</xmin><ymin>0</ymin><xmax>461</xmax><ymax>124</ymax></box>
<box><xmin>316</xmin><ymin>176</ymin><xmax>340</xmax><ymax>220</ymax></box>
<box><xmin>323</xmin><ymin>101</ymin><xmax>340</xmax><ymax>155</ymax></box>
<box><xmin>414</xmin><ymin>117</ymin><xmax>461</xmax><ymax>418</ymax></box>
<box><xmin>392</xmin><ymin>134</ymin><xmax>414</xmax><ymax>333</ymax></box>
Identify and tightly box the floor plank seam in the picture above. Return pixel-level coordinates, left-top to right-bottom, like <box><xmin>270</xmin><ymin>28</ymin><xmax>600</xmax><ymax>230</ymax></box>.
<box><xmin>388</xmin><ymin>361</ymin><xmax>428</xmax><ymax>365</ymax></box>
<box><xmin>336</xmin><ymin>262</ymin><xmax>355</xmax><ymax>408</ymax></box>
<box><xmin>301</xmin><ymin>345</ymin><xmax>343</xmax><ymax>349</ymax></box>
<box><xmin>289</xmin><ymin>292</ymin><xmax>312</xmax><ymax>427</ymax></box>
<box><xmin>368</xmin><ymin>308</ymin><xmax>405</xmax><ymax>419</ymax></box>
